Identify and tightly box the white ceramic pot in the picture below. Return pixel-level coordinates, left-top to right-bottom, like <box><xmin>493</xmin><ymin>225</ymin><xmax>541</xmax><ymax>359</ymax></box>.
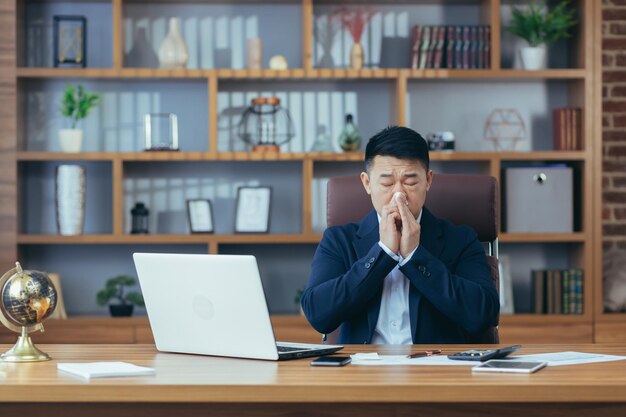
<box><xmin>520</xmin><ymin>45</ymin><xmax>547</xmax><ymax>70</ymax></box>
<box><xmin>55</xmin><ymin>165</ymin><xmax>86</xmax><ymax>236</ymax></box>
<box><xmin>158</xmin><ymin>17</ymin><xmax>189</xmax><ymax>69</ymax></box>
<box><xmin>58</xmin><ymin>129</ymin><xmax>83</xmax><ymax>153</ymax></box>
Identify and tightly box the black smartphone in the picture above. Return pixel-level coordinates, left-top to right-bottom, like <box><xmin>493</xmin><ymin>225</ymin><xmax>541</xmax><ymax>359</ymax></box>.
<box><xmin>447</xmin><ymin>345</ymin><xmax>522</xmax><ymax>362</ymax></box>
<box><xmin>310</xmin><ymin>356</ymin><xmax>352</xmax><ymax>366</ymax></box>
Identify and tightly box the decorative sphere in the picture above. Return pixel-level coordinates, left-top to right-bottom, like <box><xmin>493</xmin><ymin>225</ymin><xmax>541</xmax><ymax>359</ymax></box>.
<box><xmin>1</xmin><ymin>269</ymin><xmax>57</xmax><ymax>328</ymax></box>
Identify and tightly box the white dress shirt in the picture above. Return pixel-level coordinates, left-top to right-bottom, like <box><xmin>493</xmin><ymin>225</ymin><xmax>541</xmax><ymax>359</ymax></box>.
<box><xmin>370</xmin><ymin>210</ymin><xmax>422</xmax><ymax>345</ymax></box>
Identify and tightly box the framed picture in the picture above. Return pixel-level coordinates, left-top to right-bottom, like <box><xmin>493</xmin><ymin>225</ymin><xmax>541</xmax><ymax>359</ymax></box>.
<box><xmin>235</xmin><ymin>186</ymin><xmax>272</xmax><ymax>233</ymax></box>
<box><xmin>53</xmin><ymin>15</ymin><xmax>87</xmax><ymax>68</ymax></box>
<box><xmin>186</xmin><ymin>199</ymin><xmax>214</xmax><ymax>234</ymax></box>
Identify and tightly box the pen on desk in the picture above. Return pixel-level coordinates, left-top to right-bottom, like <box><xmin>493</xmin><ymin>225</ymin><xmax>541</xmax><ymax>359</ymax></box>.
<box><xmin>406</xmin><ymin>349</ymin><xmax>442</xmax><ymax>359</ymax></box>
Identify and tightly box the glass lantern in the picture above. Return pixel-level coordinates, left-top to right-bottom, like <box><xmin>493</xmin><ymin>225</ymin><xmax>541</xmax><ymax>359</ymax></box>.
<box><xmin>238</xmin><ymin>97</ymin><xmax>295</xmax><ymax>152</ymax></box>
<box><xmin>130</xmin><ymin>202</ymin><xmax>149</xmax><ymax>234</ymax></box>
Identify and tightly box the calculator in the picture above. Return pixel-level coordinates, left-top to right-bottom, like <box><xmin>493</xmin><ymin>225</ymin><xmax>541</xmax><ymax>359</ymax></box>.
<box><xmin>447</xmin><ymin>345</ymin><xmax>521</xmax><ymax>362</ymax></box>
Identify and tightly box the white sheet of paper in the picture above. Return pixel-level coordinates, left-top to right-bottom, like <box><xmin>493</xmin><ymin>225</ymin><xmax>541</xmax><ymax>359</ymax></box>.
<box><xmin>58</xmin><ymin>362</ymin><xmax>156</xmax><ymax>379</ymax></box>
<box><xmin>512</xmin><ymin>352</ymin><xmax>626</xmax><ymax>367</ymax></box>
<box><xmin>350</xmin><ymin>354</ymin><xmax>475</xmax><ymax>366</ymax></box>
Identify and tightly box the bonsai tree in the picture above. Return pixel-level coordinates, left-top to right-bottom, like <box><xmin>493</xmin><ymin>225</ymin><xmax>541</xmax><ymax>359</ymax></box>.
<box><xmin>507</xmin><ymin>0</ymin><xmax>577</xmax><ymax>47</ymax></box>
<box><xmin>59</xmin><ymin>84</ymin><xmax>101</xmax><ymax>129</ymax></box>
<box><xmin>97</xmin><ymin>275</ymin><xmax>144</xmax><ymax>316</ymax></box>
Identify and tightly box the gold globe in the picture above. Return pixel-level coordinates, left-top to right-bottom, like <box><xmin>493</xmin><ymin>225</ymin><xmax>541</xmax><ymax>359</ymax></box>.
<box><xmin>0</xmin><ymin>262</ymin><xmax>57</xmax><ymax>362</ymax></box>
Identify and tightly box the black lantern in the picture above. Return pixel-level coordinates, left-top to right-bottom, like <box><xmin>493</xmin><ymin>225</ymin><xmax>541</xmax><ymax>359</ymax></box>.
<box><xmin>130</xmin><ymin>202</ymin><xmax>149</xmax><ymax>234</ymax></box>
<box><xmin>237</xmin><ymin>97</ymin><xmax>295</xmax><ymax>153</ymax></box>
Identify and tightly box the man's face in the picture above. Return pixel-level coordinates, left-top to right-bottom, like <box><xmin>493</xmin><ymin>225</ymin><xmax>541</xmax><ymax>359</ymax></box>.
<box><xmin>360</xmin><ymin>155</ymin><xmax>433</xmax><ymax>218</ymax></box>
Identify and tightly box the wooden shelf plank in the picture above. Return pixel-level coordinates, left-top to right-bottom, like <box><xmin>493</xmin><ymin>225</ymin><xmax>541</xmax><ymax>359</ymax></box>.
<box><xmin>16</xmin><ymin>151</ymin><xmax>589</xmax><ymax>162</ymax></box>
<box><xmin>16</xmin><ymin>235</ymin><xmax>212</xmax><ymax>244</ymax></box>
<box><xmin>215</xmin><ymin>234</ymin><xmax>322</xmax><ymax>244</ymax></box>
<box><xmin>500</xmin><ymin>314</ymin><xmax>591</xmax><ymax>325</ymax></box>
<box><xmin>16</xmin><ymin>67</ymin><xmax>588</xmax><ymax>80</ymax></box>
<box><xmin>17</xmin><ymin>233</ymin><xmax>588</xmax><ymax>245</ymax></box>
<box><xmin>500</xmin><ymin>232</ymin><xmax>587</xmax><ymax>243</ymax></box>
<box><xmin>407</xmin><ymin>69</ymin><xmax>587</xmax><ymax>79</ymax></box>
<box><xmin>17</xmin><ymin>234</ymin><xmax>323</xmax><ymax>245</ymax></box>
<box><xmin>16</xmin><ymin>152</ymin><xmax>117</xmax><ymax>161</ymax></box>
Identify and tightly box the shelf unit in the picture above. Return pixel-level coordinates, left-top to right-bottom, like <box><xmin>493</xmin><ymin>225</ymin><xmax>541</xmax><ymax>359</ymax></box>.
<box><xmin>0</xmin><ymin>0</ymin><xmax>602</xmax><ymax>343</ymax></box>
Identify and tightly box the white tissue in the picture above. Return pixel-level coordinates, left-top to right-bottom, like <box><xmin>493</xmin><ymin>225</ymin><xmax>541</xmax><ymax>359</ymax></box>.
<box><xmin>393</xmin><ymin>192</ymin><xmax>407</xmax><ymax>206</ymax></box>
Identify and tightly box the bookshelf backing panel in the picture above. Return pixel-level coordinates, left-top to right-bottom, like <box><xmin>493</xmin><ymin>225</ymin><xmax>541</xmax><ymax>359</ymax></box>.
<box><xmin>21</xmin><ymin>79</ymin><xmax>209</xmax><ymax>152</ymax></box>
<box><xmin>123</xmin><ymin>161</ymin><xmax>303</xmax><ymax>234</ymax></box>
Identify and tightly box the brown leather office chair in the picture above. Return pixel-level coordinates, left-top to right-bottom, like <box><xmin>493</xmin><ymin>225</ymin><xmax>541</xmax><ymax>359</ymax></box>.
<box><xmin>323</xmin><ymin>173</ymin><xmax>500</xmax><ymax>344</ymax></box>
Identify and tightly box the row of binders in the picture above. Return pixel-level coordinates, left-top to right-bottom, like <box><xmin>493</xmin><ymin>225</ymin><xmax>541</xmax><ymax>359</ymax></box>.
<box><xmin>532</xmin><ymin>269</ymin><xmax>584</xmax><ymax>315</ymax></box>
<box><xmin>411</xmin><ymin>25</ymin><xmax>491</xmax><ymax>70</ymax></box>
<box><xmin>553</xmin><ymin>107</ymin><xmax>583</xmax><ymax>151</ymax></box>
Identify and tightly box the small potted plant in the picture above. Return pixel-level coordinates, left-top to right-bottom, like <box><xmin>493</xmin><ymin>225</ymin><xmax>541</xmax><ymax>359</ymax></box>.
<box><xmin>507</xmin><ymin>0</ymin><xmax>577</xmax><ymax>70</ymax></box>
<box><xmin>58</xmin><ymin>84</ymin><xmax>101</xmax><ymax>152</ymax></box>
<box><xmin>96</xmin><ymin>275</ymin><xmax>145</xmax><ymax>317</ymax></box>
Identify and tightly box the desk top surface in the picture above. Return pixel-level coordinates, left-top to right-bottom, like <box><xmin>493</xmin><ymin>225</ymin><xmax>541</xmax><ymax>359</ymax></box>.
<box><xmin>1</xmin><ymin>344</ymin><xmax>626</xmax><ymax>403</ymax></box>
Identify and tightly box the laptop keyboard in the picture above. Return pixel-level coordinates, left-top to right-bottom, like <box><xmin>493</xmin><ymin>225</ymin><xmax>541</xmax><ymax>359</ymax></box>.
<box><xmin>277</xmin><ymin>346</ymin><xmax>307</xmax><ymax>353</ymax></box>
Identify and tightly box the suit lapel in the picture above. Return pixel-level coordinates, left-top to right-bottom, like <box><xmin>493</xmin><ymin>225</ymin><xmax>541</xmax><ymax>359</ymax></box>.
<box><xmin>352</xmin><ymin>210</ymin><xmax>383</xmax><ymax>342</ymax></box>
<box><xmin>409</xmin><ymin>207</ymin><xmax>444</xmax><ymax>342</ymax></box>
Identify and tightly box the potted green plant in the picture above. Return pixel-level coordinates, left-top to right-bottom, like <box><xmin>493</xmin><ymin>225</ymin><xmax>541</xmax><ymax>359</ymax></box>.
<box><xmin>507</xmin><ymin>0</ymin><xmax>577</xmax><ymax>70</ymax></box>
<box><xmin>96</xmin><ymin>275</ymin><xmax>145</xmax><ymax>317</ymax></box>
<box><xmin>58</xmin><ymin>84</ymin><xmax>101</xmax><ymax>152</ymax></box>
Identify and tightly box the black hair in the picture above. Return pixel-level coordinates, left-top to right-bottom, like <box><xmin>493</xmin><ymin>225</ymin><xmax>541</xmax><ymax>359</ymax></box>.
<box><xmin>364</xmin><ymin>126</ymin><xmax>430</xmax><ymax>172</ymax></box>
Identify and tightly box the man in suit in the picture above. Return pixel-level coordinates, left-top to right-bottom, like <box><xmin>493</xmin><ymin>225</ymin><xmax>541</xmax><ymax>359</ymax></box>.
<box><xmin>301</xmin><ymin>126</ymin><xmax>499</xmax><ymax>344</ymax></box>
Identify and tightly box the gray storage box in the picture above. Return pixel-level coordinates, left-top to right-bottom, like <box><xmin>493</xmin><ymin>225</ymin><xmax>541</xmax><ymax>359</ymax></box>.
<box><xmin>505</xmin><ymin>166</ymin><xmax>573</xmax><ymax>233</ymax></box>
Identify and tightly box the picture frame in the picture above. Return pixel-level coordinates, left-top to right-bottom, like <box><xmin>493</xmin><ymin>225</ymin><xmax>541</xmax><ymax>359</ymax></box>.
<box><xmin>186</xmin><ymin>199</ymin><xmax>215</xmax><ymax>234</ymax></box>
<box><xmin>235</xmin><ymin>186</ymin><xmax>272</xmax><ymax>233</ymax></box>
<box><xmin>53</xmin><ymin>15</ymin><xmax>87</xmax><ymax>68</ymax></box>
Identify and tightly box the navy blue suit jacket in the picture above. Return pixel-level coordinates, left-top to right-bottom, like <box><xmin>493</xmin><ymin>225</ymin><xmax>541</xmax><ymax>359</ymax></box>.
<box><xmin>301</xmin><ymin>207</ymin><xmax>500</xmax><ymax>344</ymax></box>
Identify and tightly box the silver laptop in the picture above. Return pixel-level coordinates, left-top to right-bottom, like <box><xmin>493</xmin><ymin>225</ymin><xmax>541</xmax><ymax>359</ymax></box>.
<box><xmin>133</xmin><ymin>253</ymin><xmax>343</xmax><ymax>361</ymax></box>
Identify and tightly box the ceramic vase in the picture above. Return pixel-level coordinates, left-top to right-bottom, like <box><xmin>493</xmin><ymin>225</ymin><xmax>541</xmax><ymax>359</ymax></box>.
<box><xmin>349</xmin><ymin>42</ymin><xmax>364</xmax><ymax>70</ymax></box>
<box><xmin>55</xmin><ymin>165</ymin><xmax>85</xmax><ymax>236</ymax></box>
<box><xmin>247</xmin><ymin>38</ymin><xmax>263</xmax><ymax>70</ymax></box>
<box><xmin>158</xmin><ymin>17</ymin><xmax>189</xmax><ymax>69</ymax></box>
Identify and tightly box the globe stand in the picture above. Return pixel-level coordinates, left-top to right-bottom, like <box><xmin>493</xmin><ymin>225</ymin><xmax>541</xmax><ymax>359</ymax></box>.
<box><xmin>0</xmin><ymin>326</ymin><xmax>51</xmax><ymax>362</ymax></box>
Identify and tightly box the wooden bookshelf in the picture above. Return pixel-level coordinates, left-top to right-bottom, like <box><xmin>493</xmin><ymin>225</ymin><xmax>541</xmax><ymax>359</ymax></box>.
<box><xmin>15</xmin><ymin>67</ymin><xmax>588</xmax><ymax>80</ymax></box>
<box><xmin>3</xmin><ymin>0</ymin><xmax>602</xmax><ymax>343</ymax></box>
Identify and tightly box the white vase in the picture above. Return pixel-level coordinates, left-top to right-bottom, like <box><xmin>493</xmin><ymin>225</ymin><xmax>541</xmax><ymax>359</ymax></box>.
<box><xmin>58</xmin><ymin>129</ymin><xmax>83</xmax><ymax>153</ymax></box>
<box><xmin>520</xmin><ymin>45</ymin><xmax>547</xmax><ymax>70</ymax></box>
<box><xmin>55</xmin><ymin>165</ymin><xmax>86</xmax><ymax>236</ymax></box>
<box><xmin>158</xmin><ymin>17</ymin><xmax>189</xmax><ymax>69</ymax></box>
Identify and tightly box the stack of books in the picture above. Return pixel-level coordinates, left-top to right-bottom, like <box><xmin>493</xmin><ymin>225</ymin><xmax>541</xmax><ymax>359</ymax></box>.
<box><xmin>532</xmin><ymin>269</ymin><xmax>584</xmax><ymax>314</ymax></box>
<box><xmin>410</xmin><ymin>25</ymin><xmax>491</xmax><ymax>70</ymax></box>
<box><xmin>552</xmin><ymin>107</ymin><xmax>582</xmax><ymax>150</ymax></box>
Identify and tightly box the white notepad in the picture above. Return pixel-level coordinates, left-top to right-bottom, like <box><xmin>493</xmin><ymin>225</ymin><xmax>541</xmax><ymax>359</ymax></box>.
<box><xmin>57</xmin><ymin>362</ymin><xmax>156</xmax><ymax>379</ymax></box>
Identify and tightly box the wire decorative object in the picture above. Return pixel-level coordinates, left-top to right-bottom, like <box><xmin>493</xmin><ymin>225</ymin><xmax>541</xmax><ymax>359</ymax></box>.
<box><xmin>484</xmin><ymin>109</ymin><xmax>527</xmax><ymax>151</ymax></box>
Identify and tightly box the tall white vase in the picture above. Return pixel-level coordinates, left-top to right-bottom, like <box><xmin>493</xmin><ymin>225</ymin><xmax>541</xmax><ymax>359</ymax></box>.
<box><xmin>158</xmin><ymin>17</ymin><xmax>189</xmax><ymax>69</ymax></box>
<box><xmin>55</xmin><ymin>165</ymin><xmax>85</xmax><ymax>236</ymax></box>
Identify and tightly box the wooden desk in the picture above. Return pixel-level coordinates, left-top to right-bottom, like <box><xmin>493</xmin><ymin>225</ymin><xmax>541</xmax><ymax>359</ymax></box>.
<box><xmin>1</xmin><ymin>344</ymin><xmax>626</xmax><ymax>416</ymax></box>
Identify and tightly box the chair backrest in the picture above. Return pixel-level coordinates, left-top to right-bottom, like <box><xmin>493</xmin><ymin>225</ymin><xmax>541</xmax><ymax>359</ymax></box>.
<box><xmin>324</xmin><ymin>173</ymin><xmax>500</xmax><ymax>344</ymax></box>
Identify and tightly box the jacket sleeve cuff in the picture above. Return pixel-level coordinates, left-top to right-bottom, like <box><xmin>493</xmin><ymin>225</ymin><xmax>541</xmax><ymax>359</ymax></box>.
<box><xmin>378</xmin><ymin>241</ymin><xmax>401</xmax><ymax>262</ymax></box>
